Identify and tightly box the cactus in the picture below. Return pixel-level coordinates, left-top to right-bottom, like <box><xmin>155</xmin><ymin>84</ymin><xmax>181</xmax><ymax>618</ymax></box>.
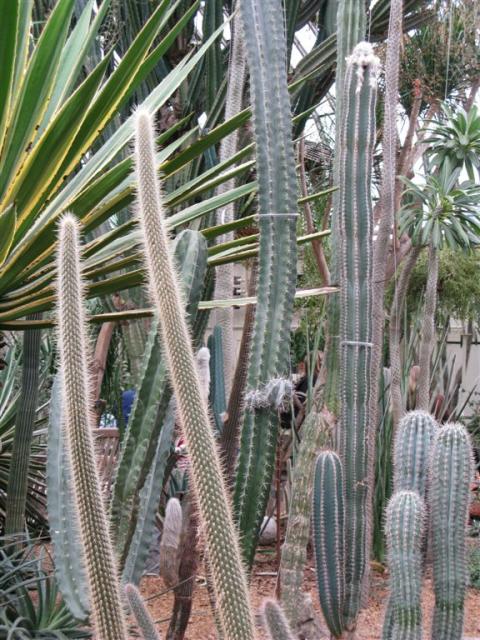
<box><xmin>134</xmin><ymin>109</ymin><xmax>255</xmax><ymax>640</ymax></box>
<box><xmin>232</xmin><ymin>0</ymin><xmax>298</xmax><ymax>570</ymax></box>
<box><xmin>261</xmin><ymin>599</ymin><xmax>296</xmax><ymax>640</ymax></box>
<box><xmin>312</xmin><ymin>450</ymin><xmax>345</xmax><ymax>638</ymax></box>
<box><xmin>208</xmin><ymin>325</ymin><xmax>227</xmax><ymax>434</ymax></box>
<box><xmin>125</xmin><ymin>583</ymin><xmax>161</xmax><ymax>640</ymax></box>
<box><xmin>383</xmin><ymin>491</ymin><xmax>424</xmax><ymax>640</ymax></box>
<box><xmin>55</xmin><ymin>214</ymin><xmax>128</xmax><ymax>640</ymax></box>
<box><xmin>159</xmin><ymin>497</ymin><xmax>182</xmax><ymax>588</ymax></box>
<box><xmin>429</xmin><ymin>423</ymin><xmax>473</xmax><ymax>640</ymax></box>
<box><xmin>394</xmin><ymin>411</ymin><xmax>436</xmax><ymax>496</ymax></box>
<box><xmin>337</xmin><ymin>41</ymin><xmax>380</xmax><ymax>627</ymax></box>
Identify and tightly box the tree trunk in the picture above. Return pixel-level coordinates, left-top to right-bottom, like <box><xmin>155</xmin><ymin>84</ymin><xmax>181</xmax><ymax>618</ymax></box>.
<box><xmin>416</xmin><ymin>242</ymin><xmax>439</xmax><ymax>410</ymax></box>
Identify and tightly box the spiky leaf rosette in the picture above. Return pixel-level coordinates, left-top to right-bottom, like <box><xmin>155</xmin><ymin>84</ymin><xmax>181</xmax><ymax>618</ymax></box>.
<box><xmin>384</xmin><ymin>491</ymin><xmax>424</xmax><ymax>640</ymax></box>
<box><xmin>429</xmin><ymin>423</ymin><xmax>473</xmax><ymax>640</ymax></box>
<box><xmin>56</xmin><ymin>214</ymin><xmax>128</xmax><ymax>640</ymax></box>
<box><xmin>134</xmin><ymin>109</ymin><xmax>255</xmax><ymax>640</ymax></box>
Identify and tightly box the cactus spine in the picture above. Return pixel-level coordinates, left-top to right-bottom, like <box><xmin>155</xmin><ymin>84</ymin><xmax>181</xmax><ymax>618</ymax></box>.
<box><xmin>338</xmin><ymin>42</ymin><xmax>380</xmax><ymax>627</ymax></box>
<box><xmin>394</xmin><ymin>411</ymin><xmax>436</xmax><ymax>496</ymax></box>
<box><xmin>312</xmin><ymin>451</ymin><xmax>345</xmax><ymax>638</ymax></box>
<box><xmin>125</xmin><ymin>583</ymin><xmax>161</xmax><ymax>640</ymax></box>
<box><xmin>233</xmin><ymin>0</ymin><xmax>298</xmax><ymax>569</ymax></box>
<box><xmin>384</xmin><ymin>491</ymin><xmax>424</xmax><ymax>640</ymax></box>
<box><xmin>262</xmin><ymin>599</ymin><xmax>296</xmax><ymax>640</ymax></box>
<box><xmin>429</xmin><ymin>423</ymin><xmax>473</xmax><ymax>640</ymax></box>
<box><xmin>55</xmin><ymin>214</ymin><xmax>128</xmax><ymax>640</ymax></box>
<box><xmin>134</xmin><ymin>109</ymin><xmax>255</xmax><ymax>640</ymax></box>
<box><xmin>159</xmin><ymin>497</ymin><xmax>182</xmax><ymax>588</ymax></box>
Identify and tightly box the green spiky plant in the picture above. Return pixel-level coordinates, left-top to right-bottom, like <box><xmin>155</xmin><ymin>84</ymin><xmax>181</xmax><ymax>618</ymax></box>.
<box><xmin>56</xmin><ymin>214</ymin><xmax>128</xmax><ymax>640</ymax></box>
<box><xmin>125</xmin><ymin>583</ymin><xmax>161</xmax><ymax>640</ymax></box>
<box><xmin>383</xmin><ymin>491</ymin><xmax>425</xmax><ymax>640</ymax></box>
<box><xmin>134</xmin><ymin>108</ymin><xmax>255</xmax><ymax>640</ymax></box>
<box><xmin>394</xmin><ymin>411</ymin><xmax>436</xmax><ymax>495</ymax></box>
<box><xmin>312</xmin><ymin>450</ymin><xmax>345</xmax><ymax>638</ymax></box>
<box><xmin>429</xmin><ymin>423</ymin><xmax>473</xmax><ymax>640</ymax></box>
<box><xmin>337</xmin><ymin>41</ymin><xmax>379</xmax><ymax>629</ymax></box>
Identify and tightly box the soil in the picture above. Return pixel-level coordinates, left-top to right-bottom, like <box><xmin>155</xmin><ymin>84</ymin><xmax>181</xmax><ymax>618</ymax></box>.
<box><xmin>135</xmin><ymin>540</ymin><xmax>480</xmax><ymax>639</ymax></box>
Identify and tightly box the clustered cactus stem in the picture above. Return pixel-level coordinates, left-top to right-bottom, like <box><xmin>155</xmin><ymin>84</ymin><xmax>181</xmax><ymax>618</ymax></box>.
<box><xmin>393</xmin><ymin>411</ymin><xmax>436</xmax><ymax>496</ymax></box>
<box><xmin>125</xmin><ymin>583</ymin><xmax>161</xmax><ymax>640</ymax></box>
<box><xmin>56</xmin><ymin>214</ymin><xmax>128</xmax><ymax>640</ymax></box>
<box><xmin>261</xmin><ymin>599</ymin><xmax>296</xmax><ymax>640</ymax></box>
<box><xmin>337</xmin><ymin>41</ymin><xmax>380</xmax><ymax>627</ymax></box>
<box><xmin>134</xmin><ymin>108</ymin><xmax>255</xmax><ymax>640</ymax></box>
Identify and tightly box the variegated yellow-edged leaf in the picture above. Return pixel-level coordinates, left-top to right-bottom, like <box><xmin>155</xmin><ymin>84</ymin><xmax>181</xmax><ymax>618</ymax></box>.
<box><xmin>0</xmin><ymin>205</ymin><xmax>16</xmax><ymax>268</ymax></box>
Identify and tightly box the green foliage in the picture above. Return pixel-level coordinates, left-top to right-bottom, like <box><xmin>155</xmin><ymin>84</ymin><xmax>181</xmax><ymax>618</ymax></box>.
<box><xmin>468</xmin><ymin>546</ymin><xmax>480</xmax><ymax>591</ymax></box>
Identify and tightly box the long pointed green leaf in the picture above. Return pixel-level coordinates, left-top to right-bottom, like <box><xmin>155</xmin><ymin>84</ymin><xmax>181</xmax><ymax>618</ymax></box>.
<box><xmin>0</xmin><ymin>205</ymin><xmax>16</xmax><ymax>268</ymax></box>
<box><xmin>0</xmin><ymin>1</ymin><xmax>19</xmax><ymax>147</ymax></box>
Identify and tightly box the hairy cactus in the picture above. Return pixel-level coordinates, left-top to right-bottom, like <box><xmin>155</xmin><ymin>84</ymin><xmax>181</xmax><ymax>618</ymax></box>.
<box><xmin>125</xmin><ymin>583</ymin><xmax>161</xmax><ymax>640</ymax></box>
<box><xmin>429</xmin><ymin>423</ymin><xmax>473</xmax><ymax>640</ymax></box>
<box><xmin>159</xmin><ymin>497</ymin><xmax>182</xmax><ymax>588</ymax></box>
<box><xmin>383</xmin><ymin>491</ymin><xmax>424</xmax><ymax>640</ymax></box>
<box><xmin>262</xmin><ymin>599</ymin><xmax>295</xmax><ymax>640</ymax></box>
<box><xmin>55</xmin><ymin>214</ymin><xmax>128</xmax><ymax>640</ymax></box>
<box><xmin>312</xmin><ymin>450</ymin><xmax>345</xmax><ymax>638</ymax></box>
<box><xmin>337</xmin><ymin>41</ymin><xmax>380</xmax><ymax>626</ymax></box>
<box><xmin>394</xmin><ymin>411</ymin><xmax>436</xmax><ymax>496</ymax></box>
<box><xmin>134</xmin><ymin>109</ymin><xmax>255</xmax><ymax>640</ymax></box>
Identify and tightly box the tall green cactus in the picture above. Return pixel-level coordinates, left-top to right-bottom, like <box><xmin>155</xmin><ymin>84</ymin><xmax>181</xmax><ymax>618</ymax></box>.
<box><xmin>55</xmin><ymin>214</ymin><xmax>128</xmax><ymax>640</ymax></box>
<box><xmin>134</xmin><ymin>109</ymin><xmax>255</xmax><ymax>640</ymax></box>
<box><xmin>383</xmin><ymin>491</ymin><xmax>424</xmax><ymax>640</ymax></box>
<box><xmin>338</xmin><ymin>42</ymin><xmax>380</xmax><ymax>627</ymax></box>
<box><xmin>394</xmin><ymin>411</ymin><xmax>436</xmax><ymax>496</ymax></box>
<box><xmin>429</xmin><ymin>423</ymin><xmax>473</xmax><ymax>640</ymax></box>
<box><xmin>233</xmin><ymin>0</ymin><xmax>298</xmax><ymax>570</ymax></box>
<box><xmin>312</xmin><ymin>450</ymin><xmax>345</xmax><ymax>638</ymax></box>
<box><xmin>261</xmin><ymin>599</ymin><xmax>295</xmax><ymax>640</ymax></box>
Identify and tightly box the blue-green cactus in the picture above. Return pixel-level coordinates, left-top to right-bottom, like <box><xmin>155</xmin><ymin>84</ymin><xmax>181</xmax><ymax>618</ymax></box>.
<box><xmin>394</xmin><ymin>410</ymin><xmax>436</xmax><ymax>496</ymax></box>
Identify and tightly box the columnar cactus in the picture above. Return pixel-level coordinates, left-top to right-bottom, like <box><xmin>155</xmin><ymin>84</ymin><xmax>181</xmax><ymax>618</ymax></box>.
<box><xmin>125</xmin><ymin>583</ymin><xmax>161</xmax><ymax>640</ymax></box>
<box><xmin>383</xmin><ymin>491</ymin><xmax>424</xmax><ymax>640</ymax></box>
<box><xmin>55</xmin><ymin>214</ymin><xmax>128</xmax><ymax>640</ymax></box>
<box><xmin>337</xmin><ymin>42</ymin><xmax>380</xmax><ymax>626</ymax></box>
<box><xmin>312</xmin><ymin>451</ymin><xmax>345</xmax><ymax>638</ymax></box>
<box><xmin>429</xmin><ymin>423</ymin><xmax>473</xmax><ymax>640</ymax></box>
<box><xmin>134</xmin><ymin>109</ymin><xmax>255</xmax><ymax>640</ymax></box>
<box><xmin>261</xmin><ymin>599</ymin><xmax>295</xmax><ymax>640</ymax></box>
<box><xmin>232</xmin><ymin>0</ymin><xmax>298</xmax><ymax>569</ymax></box>
<box><xmin>394</xmin><ymin>411</ymin><xmax>436</xmax><ymax>496</ymax></box>
<box><xmin>159</xmin><ymin>497</ymin><xmax>182</xmax><ymax>588</ymax></box>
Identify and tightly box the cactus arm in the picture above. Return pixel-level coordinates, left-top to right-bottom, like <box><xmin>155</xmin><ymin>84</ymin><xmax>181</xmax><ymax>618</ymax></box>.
<box><xmin>232</xmin><ymin>0</ymin><xmax>298</xmax><ymax>569</ymax></box>
<box><xmin>338</xmin><ymin>42</ymin><xmax>379</xmax><ymax>627</ymax></box>
<box><xmin>208</xmin><ymin>325</ymin><xmax>227</xmax><ymax>434</ymax></box>
<box><xmin>5</xmin><ymin>314</ymin><xmax>42</xmax><ymax>536</ymax></box>
<box><xmin>110</xmin><ymin>229</ymin><xmax>207</xmax><ymax>565</ymax></box>
<box><xmin>384</xmin><ymin>491</ymin><xmax>424</xmax><ymax>640</ymax></box>
<box><xmin>312</xmin><ymin>450</ymin><xmax>346</xmax><ymax>638</ymax></box>
<box><xmin>393</xmin><ymin>411</ymin><xmax>436</xmax><ymax>496</ymax></box>
<box><xmin>122</xmin><ymin>399</ymin><xmax>177</xmax><ymax>585</ymax></box>
<box><xmin>134</xmin><ymin>110</ymin><xmax>255</xmax><ymax>640</ymax></box>
<box><xmin>262</xmin><ymin>599</ymin><xmax>296</xmax><ymax>640</ymax></box>
<box><xmin>125</xmin><ymin>583</ymin><xmax>161</xmax><ymax>640</ymax></box>
<box><xmin>56</xmin><ymin>214</ymin><xmax>128</xmax><ymax>640</ymax></box>
<box><xmin>46</xmin><ymin>374</ymin><xmax>90</xmax><ymax>622</ymax></box>
<box><xmin>430</xmin><ymin>423</ymin><xmax>473</xmax><ymax>640</ymax></box>
<box><xmin>159</xmin><ymin>497</ymin><xmax>183</xmax><ymax>588</ymax></box>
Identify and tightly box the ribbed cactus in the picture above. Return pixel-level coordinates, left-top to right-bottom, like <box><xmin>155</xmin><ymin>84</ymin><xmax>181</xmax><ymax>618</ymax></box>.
<box><xmin>261</xmin><ymin>599</ymin><xmax>295</xmax><ymax>640</ymax></box>
<box><xmin>159</xmin><ymin>497</ymin><xmax>182</xmax><ymax>588</ymax></box>
<box><xmin>55</xmin><ymin>214</ymin><xmax>128</xmax><ymax>640</ymax></box>
<box><xmin>134</xmin><ymin>109</ymin><xmax>255</xmax><ymax>640</ymax></box>
<box><xmin>394</xmin><ymin>411</ymin><xmax>436</xmax><ymax>496</ymax></box>
<box><xmin>312</xmin><ymin>450</ymin><xmax>345</xmax><ymax>638</ymax></box>
<box><xmin>233</xmin><ymin>0</ymin><xmax>298</xmax><ymax>570</ymax></box>
<box><xmin>383</xmin><ymin>491</ymin><xmax>424</xmax><ymax>640</ymax></box>
<box><xmin>337</xmin><ymin>42</ymin><xmax>380</xmax><ymax>627</ymax></box>
<box><xmin>125</xmin><ymin>583</ymin><xmax>161</xmax><ymax>640</ymax></box>
<box><xmin>429</xmin><ymin>423</ymin><xmax>473</xmax><ymax>640</ymax></box>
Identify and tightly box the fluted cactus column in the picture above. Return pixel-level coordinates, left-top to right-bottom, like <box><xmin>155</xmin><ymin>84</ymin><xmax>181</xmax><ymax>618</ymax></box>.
<box><xmin>261</xmin><ymin>599</ymin><xmax>295</xmax><ymax>640</ymax></box>
<box><xmin>338</xmin><ymin>42</ymin><xmax>380</xmax><ymax>628</ymax></box>
<box><xmin>384</xmin><ymin>491</ymin><xmax>424</xmax><ymax>640</ymax></box>
<box><xmin>134</xmin><ymin>109</ymin><xmax>255</xmax><ymax>640</ymax></box>
<box><xmin>429</xmin><ymin>423</ymin><xmax>473</xmax><ymax>640</ymax></box>
<box><xmin>394</xmin><ymin>411</ymin><xmax>436</xmax><ymax>495</ymax></box>
<box><xmin>56</xmin><ymin>215</ymin><xmax>128</xmax><ymax>640</ymax></box>
<box><xmin>233</xmin><ymin>0</ymin><xmax>298</xmax><ymax>570</ymax></box>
